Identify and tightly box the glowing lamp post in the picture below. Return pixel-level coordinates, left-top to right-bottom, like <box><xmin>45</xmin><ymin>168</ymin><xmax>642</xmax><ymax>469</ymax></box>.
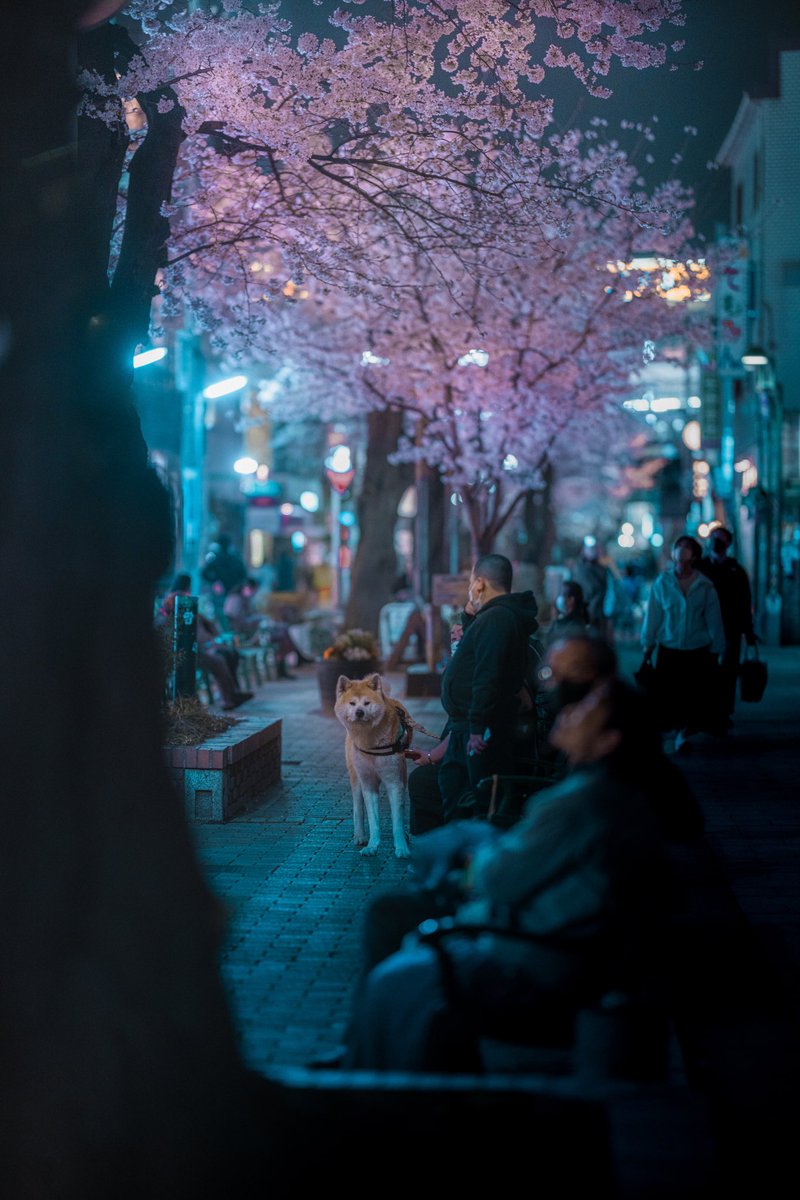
<box><xmin>325</xmin><ymin>445</ymin><xmax>354</xmax><ymax>609</ymax></box>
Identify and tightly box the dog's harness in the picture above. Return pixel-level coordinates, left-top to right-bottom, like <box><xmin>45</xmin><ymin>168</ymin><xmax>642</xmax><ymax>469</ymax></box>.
<box><xmin>359</xmin><ymin>706</ymin><xmax>415</xmax><ymax>757</ymax></box>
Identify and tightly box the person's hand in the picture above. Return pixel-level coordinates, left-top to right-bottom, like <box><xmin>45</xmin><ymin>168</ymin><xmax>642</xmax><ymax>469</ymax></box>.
<box><xmin>643</xmin><ymin>647</ymin><xmax>654</xmax><ymax>663</ymax></box>
<box><xmin>467</xmin><ymin>732</ymin><xmax>488</xmax><ymax>756</ymax></box>
<box><xmin>404</xmin><ymin>748</ymin><xmax>432</xmax><ymax>765</ymax></box>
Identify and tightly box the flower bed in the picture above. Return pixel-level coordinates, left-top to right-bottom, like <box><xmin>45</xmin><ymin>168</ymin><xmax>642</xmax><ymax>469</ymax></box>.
<box><xmin>165</xmin><ymin>715</ymin><xmax>282</xmax><ymax>822</ymax></box>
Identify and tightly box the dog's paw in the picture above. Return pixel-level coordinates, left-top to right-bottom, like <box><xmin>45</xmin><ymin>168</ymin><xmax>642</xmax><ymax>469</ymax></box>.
<box><xmin>352</xmin><ymin>833</ymin><xmax>368</xmax><ymax>847</ymax></box>
<box><xmin>394</xmin><ymin>843</ymin><xmax>411</xmax><ymax>859</ymax></box>
<box><xmin>360</xmin><ymin>843</ymin><xmax>379</xmax><ymax>857</ymax></box>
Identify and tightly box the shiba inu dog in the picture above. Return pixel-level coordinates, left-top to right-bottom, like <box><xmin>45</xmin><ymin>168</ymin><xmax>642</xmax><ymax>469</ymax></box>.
<box><xmin>334</xmin><ymin>673</ymin><xmax>414</xmax><ymax>858</ymax></box>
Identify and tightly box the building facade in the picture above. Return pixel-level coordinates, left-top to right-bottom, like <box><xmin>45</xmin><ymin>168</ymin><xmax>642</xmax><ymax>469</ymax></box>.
<box><xmin>716</xmin><ymin>48</ymin><xmax>800</xmax><ymax>642</ymax></box>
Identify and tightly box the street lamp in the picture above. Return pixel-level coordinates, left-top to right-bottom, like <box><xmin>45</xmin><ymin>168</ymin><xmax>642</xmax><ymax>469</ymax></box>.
<box><xmin>324</xmin><ymin>444</ymin><xmax>354</xmax><ymax>611</ymax></box>
<box><xmin>741</xmin><ymin>345</ymin><xmax>769</xmax><ymax>369</ymax></box>
<box><xmin>203</xmin><ymin>374</ymin><xmax>248</xmax><ymax>400</ymax></box>
<box><xmin>132</xmin><ymin>346</ymin><xmax>168</xmax><ymax>369</ymax></box>
<box><xmin>233</xmin><ymin>456</ymin><xmax>259</xmax><ymax>475</ymax></box>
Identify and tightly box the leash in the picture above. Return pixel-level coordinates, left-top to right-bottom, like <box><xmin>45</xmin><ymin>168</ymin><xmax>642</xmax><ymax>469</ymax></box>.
<box><xmin>358</xmin><ymin>707</ymin><xmax>441</xmax><ymax>757</ymax></box>
<box><xmin>407</xmin><ymin>716</ymin><xmax>442</xmax><ymax>741</ymax></box>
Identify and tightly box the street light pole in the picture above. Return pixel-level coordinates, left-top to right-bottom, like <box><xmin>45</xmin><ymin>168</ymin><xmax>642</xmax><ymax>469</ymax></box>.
<box><xmin>325</xmin><ymin>443</ymin><xmax>354</xmax><ymax>615</ymax></box>
<box><xmin>330</xmin><ymin>486</ymin><xmax>342</xmax><ymax>610</ymax></box>
<box><xmin>176</xmin><ymin>329</ymin><xmax>206</xmax><ymax>575</ymax></box>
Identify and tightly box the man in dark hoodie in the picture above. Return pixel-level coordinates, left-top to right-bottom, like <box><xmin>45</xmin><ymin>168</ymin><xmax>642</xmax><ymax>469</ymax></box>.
<box><xmin>438</xmin><ymin>553</ymin><xmax>539</xmax><ymax>821</ymax></box>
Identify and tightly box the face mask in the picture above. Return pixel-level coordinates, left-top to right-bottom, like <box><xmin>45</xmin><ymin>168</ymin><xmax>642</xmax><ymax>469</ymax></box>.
<box><xmin>555</xmin><ymin>595</ymin><xmax>568</xmax><ymax>615</ymax></box>
<box><xmin>552</xmin><ymin>679</ymin><xmax>593</xmax><ymax>711</ymax></box>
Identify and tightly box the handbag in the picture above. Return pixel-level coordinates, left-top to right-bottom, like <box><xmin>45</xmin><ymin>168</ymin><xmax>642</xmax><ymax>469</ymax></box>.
<box><xmin>634</xmin><ymin>657</ymin><xmax>656</xmax><ymax>693</ymax></box>
<box><xmin>739</xmin><ymin>644</ymin><xmax>768</xmax><ymax>703</ymax></box>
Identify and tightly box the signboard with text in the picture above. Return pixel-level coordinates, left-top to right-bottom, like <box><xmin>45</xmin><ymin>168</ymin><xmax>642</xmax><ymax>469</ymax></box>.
<box><xmin>714</xmin><ymin>239</ymin><xmax>748</xmax><ymax>377</ymax></box>
<box><xmin>700</xmin><ymin>369</ymin><xmax>722</xmax><ymax>444</ymax></box>
<box><xmin>432</xmin><ymin>573</ymin><xmax>470</xmax><ymax>608</ymax></box>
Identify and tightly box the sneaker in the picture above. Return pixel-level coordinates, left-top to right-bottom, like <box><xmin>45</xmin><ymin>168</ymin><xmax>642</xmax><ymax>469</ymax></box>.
<box><xmin>223</xmin><ymin>690</ymin><xmax>254</xmax><ymax>711</ymax></box>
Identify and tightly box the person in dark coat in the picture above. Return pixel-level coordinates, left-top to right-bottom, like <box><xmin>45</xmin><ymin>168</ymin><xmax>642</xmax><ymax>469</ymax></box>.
<box><xmin>697</xmin><ymin>527</ymin><xmax>756</xmax><ymax>721</ymax></box>
<box><xmin>200</xmin><ymin>533</ymin><xmax>247</xmax><ymax>595</ymax></box>
<box><xmin>574</xmin><ymin>537</ymin><xmax>612</xmax><ymax>633</ymax></box>
<box><xmin>437</xmin><ymin>553</ymin><xmax>539</xmax><ymax>821</ymax></box>
<box><xmin>546</xmin><ymin>580</ymin><xmax>589</xmax><ymax>646</ymax></box>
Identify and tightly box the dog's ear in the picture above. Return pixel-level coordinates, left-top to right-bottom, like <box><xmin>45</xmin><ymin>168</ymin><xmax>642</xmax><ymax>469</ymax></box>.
<box><xmin>366</xmin><ymin>673</ymin><xmax>383</xmax><ymax>692</ymax></box>
<box><xmin>336</xmin><ymin>674</ymin><xmax>351</xmax><ymax>696</ymax></box>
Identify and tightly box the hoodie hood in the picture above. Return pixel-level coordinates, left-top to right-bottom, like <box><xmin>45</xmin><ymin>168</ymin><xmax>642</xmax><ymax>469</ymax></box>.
<box><xmin>479</xmin><ymin>589</ymin><xmax>539</xmax><ymax>635</ymax></box>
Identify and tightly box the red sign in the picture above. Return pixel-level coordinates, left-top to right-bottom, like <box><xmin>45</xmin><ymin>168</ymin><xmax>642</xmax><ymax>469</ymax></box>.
<box><xmin>326</xmin><ymin>467</ymin><xmax>354</xmax><ymax>495</ymax></box>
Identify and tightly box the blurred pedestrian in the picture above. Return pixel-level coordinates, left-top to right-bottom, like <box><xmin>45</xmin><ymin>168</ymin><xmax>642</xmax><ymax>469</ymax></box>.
<box><xmin>697</xmin><ymin>527</ymin><xmax>756</xmax><ymax>724</ymax></box>
<box><xmin>223</xmin><ymin>577</ymin><xmax>263</xmax><ymax>640</ymax></box>
<box><xmin>546</xmin><ymin>580</ymin><xmax>589</xmax><ymax>645</ymax></box>
<box><xmin>515</xmin><ymin>628</ymin><xmax>705</xmax><ymax>843</ymax></box>
<box><xmin>574</xmin><ymin>536</ymin><xmax>614</xmax><ymax>637</ymax></box>
<box><xmin>614</xmin><ymin>564</ymin><xmax>642</xmax><ymax>642</ymax></box>
<box><xmin>641</xmin><ymin>535</ymin><xmax>726</xmax><ymax>751</ymax></box>
<box><xmin>201</xmin><ymin>533</ymin><xmax>247</xmax><ymax>600</ymax></box>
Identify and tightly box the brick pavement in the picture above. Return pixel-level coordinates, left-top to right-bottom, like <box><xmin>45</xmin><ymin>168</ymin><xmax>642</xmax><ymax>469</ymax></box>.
<box><xmin>190</xmin><ymin>669</ymin><xmax>446</xmax><ymax>1072</ymax></box>
<box><xmin>191</xmin><ymin>647</ymin><xmax>800</xmax><ymax>1101</ymax></box>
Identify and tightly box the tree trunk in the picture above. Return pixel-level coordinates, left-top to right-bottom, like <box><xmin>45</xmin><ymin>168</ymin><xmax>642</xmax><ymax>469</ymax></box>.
<box><xmin>522</xmin><ymin>466</ymin><xmax>556</xmax><ymax>600</ymax></box>
<box><xmin>0</xmin><ymin>7</ymin><xmax>257</xmax><ymax>1194</ymax></box>
<box><xmin>345</xmin><ymin>410</ymin><xmax>412</xmax><ymax>632</ymax></box>
<box><xmin>428</xmin><ymin>470</ymin><xmax>446</xmax><ymax>577</ymax></box>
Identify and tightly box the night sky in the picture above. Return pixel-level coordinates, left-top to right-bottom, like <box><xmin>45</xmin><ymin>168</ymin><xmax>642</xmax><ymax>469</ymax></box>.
<box><xmin>282</xmin><ymin>0</ymin><xmax>800</xmax><ymax>241</ymax></box>
<box><xmin>548</xmin><ymin>0</ymin><xmax>800</xmax><ymax>238</ymax></box>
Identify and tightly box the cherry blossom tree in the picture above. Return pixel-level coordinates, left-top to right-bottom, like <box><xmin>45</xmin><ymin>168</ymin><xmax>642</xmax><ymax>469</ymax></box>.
<box><xmin>245</xmin><ymin>137</ymin><xmax>705</xmax><ymax>628</ymax></box>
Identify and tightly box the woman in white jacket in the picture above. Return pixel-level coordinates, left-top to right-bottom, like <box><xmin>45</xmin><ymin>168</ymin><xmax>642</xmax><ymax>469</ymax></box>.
<box><xmin>641</xmin><ymin>535</ymin><xmax>726</xmax><ymax>747</ymax></box>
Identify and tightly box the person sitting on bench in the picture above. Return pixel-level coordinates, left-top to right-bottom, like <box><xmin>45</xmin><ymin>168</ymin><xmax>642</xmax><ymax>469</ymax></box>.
<box><xmin>340</xmin><ymin>679</ymin><xmax>671</xmax><ymax>1073</ymax></box>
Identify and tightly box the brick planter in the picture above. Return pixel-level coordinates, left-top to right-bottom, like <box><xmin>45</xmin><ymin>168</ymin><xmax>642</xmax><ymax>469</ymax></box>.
<box><xmin>166</xmin><ymin>716</ymin><xmax>282</xmax><ymax>823</ymax></box>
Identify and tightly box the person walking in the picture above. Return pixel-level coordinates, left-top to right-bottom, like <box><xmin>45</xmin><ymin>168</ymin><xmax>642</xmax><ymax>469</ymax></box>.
<box><xmin>574</xmin><ymin>536</ymin><xmax>614</xmax><ymax>637</ymax></box>
<box><xmin>697</xmin><ymin>527</ymin><xmax>757</xmax><ymax>724</ymax></box>
<box><xmin>437</xmin><ymin>553</ymin><xmax>539</xmax><ymax>821</ymax></box>
<box><xmin>641</xmin><ymin>535</ymin><xmax>726</xmax><ymax>751</ymax></box>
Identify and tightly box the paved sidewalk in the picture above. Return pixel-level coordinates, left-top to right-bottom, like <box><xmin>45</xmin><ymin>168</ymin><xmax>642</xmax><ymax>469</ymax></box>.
<box><xmin>190</xmin><ymin>669</ymin><xmax>445</xmax><ymax>1071</ymax></box>
<box><xmin>191</xmin><ymin>647</ymin><xmax>800</xmax><ymax>1084</ymax></box>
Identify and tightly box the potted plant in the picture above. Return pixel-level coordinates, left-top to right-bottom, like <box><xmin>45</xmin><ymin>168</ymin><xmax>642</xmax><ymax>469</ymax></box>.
<box><xmin>317</xmin><ymin>628</ymin><xmax>381</xmax><ymax>714</ymax></box>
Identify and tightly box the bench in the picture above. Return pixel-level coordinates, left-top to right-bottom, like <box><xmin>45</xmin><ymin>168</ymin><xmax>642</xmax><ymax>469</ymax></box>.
<box><xmin>248</xmin><ymin>1065</ymin><xmax>717</xmax><ymax>1197</ymax></box>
